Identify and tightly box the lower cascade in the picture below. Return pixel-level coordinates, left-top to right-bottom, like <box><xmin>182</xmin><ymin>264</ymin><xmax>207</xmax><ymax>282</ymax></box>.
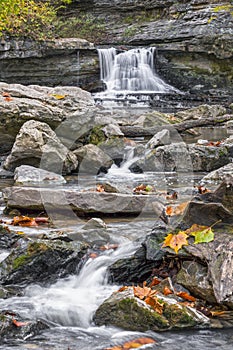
<box><xmin>95</xmin><ymin>47</ymin><xmax>179</xmax><ymax>105</ymax></box>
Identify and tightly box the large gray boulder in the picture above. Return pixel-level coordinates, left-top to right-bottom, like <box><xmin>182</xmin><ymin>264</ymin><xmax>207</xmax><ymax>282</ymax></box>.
<box><xmin>3</xmin><ymin>186</ymin><xmax>165</xmax><ymax>217</ymax></box>
<box><xmin>73</xmin><ymin>144</ymin><xmax>113</xmax><ymax>174</ymax></box>
<box><xmin>130</xmin><ymin>142</ymin><xmax>231</xmax><ymax>173</ymax></box>
<box><xmin>4</xmin><ymin>120</ymin><xmax>78</xmax><ymax>174</ymax></box>
<box><xmin>200</xmin><ymin>162</ymin><xmax>233</xmax><ymax>184</ymax></box>
<box><xmin>14</xmin><ymin>165</ymin><xmax>66</xmax><ymax>185</ymax></box>
<box><xmin>0</xmin><ymin>83</ymin><xmax>95</xmax><ymax>153</ymax></box>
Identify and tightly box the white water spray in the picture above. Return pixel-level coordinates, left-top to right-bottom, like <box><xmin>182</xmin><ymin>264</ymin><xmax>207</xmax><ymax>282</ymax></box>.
<box><xmin>97</xmin><ymin>47</ymin><xmax>178</xmax><ymax>94</ymax></box>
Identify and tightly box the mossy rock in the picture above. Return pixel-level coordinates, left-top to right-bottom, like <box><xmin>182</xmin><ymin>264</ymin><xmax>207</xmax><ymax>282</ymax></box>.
<box><xmin>0</xmin><ymin>239</ymin><xmax>88</xmax><ymax>286</ymax></box>
<box><xmin>94</xmin><ymin>287</ymin><xmax>210</xmax><ymax>331</ymax></box>
<box><xmin>88</xmin><ymin>125</ymin><xmax>106</xmax><ymax>145</ymax></box>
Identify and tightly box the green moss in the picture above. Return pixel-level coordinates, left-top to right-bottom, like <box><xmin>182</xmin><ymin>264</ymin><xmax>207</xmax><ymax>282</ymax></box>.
<box><xmin>54</xmin><ymin>14</ymin><xmax>108</xmax><ymax>44</ymax></box>
<box><xmin>117</xmin><ymin>298</ymin><xmax>169</xmax><ymax>331</ymax></box>
<box><xmin>88</xmin><ymin>126</ymin><xmax>106</xmax><ymax>145</ymax></box>
<box><xmin>163</xmin><ymin>303</ymin><xmax>196</xmax><ymax>327</ymax></box>
<box><xmin>12</xmin><ymin>254</ymin><xmax>29</xmax><ymax>270</ymax></box>
<box><xmin>12</xmin><ymin>242</ymin><xmax>48</xmax><ymax>270</ymax></box>
<box><xmin>27</xmin><ymin>242</ymin><xmax>48</xmax><ymax>255</ymax></box>
<box><xmin>213</xmin><ymin>5</ymin><xmax>233</xmax><ymax>13</ymax></box>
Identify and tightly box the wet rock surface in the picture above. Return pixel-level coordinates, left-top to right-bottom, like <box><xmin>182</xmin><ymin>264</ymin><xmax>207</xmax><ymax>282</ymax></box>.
<box><xmin>94</xmin><ymin>287</ymin><xmax>210</xmax><ymax>331</ymax></box>
<box><xmin>0</xmin><ymin>237</ymin><xmax>89</xmax><ymax>286</ymax></box>
<box><xmin>0</xmin><ymin>311</ymin><xmax>49</xmax><ymax>341</ymax></box>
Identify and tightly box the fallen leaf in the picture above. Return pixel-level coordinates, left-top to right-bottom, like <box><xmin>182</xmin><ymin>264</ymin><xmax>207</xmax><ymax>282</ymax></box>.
<box><xmin>99</xmin><ymin>244</ymin><xmax>119</xmax><ymax>251</ymax></box>
<box><xmin>197</xmin><ymin>185</ymin><xmax>211</xmax><ymax>194</ymax></box>
<box><xmin>34</xmin><ymin>217</ymin><xmax>50</xmax><ymax>224</ymax></box>
<box><xmin>12</xmin><ymin>216</ymin><xmax>38</xmax><ymax>227</ymax></box>
<box><xmin>163</xmin><ymin>286</ymin><xmax>173</xmax><ymax>296</ymax></box>
<box><xmin>190</xmin><ymin>227</ymin><xmax>214</xmax><ymax>244</ymax></box>
<box><xmin>117</xmin><ymin>286</ymin><xmax>129</xmax><ymax>293</ymax></box>
<box><xmin>165</xmin><ymin>202</ymin><xmax>188</xmax><ymax>216</ymax></box>
<box><xmin>206</xmin><ymin>141</ymin><xmax>221</xmax><ymax>147</ymax></box>
<box><xmin>162</xmin><ymin>231</ymin><xmax>189</xmax><ymax>254</ymax></box>
<box><xmin>50</xmin><ymin>93</ymin><xmax>66</xmax><ymax>100</ymax></box>
<box><xmin>166</xmin><ymin>190</ymin><xmax>178</xmax><ymax>200</ymax></box>
<box><xmin>96</xmin><ymin>184</ymin><xmax>105</xmax><ymax>192</ymax></box>
<box><xmin>89</xmin><ymin>252</ymin><xmax>98</xmax><ymax>259</ymax></box>
<box><xmin>176</xmin><ymin>291</ymin><xmax>196</xmax><ymax>302</ymax></box>
<box><xmin>104</xmin><ymin>337</ymin><xmax>156</xmax><ymax>350</ymax></box>
<box><xmin>2</xmin><ymin>92</ymin><xmax>11</xmax><ymax>97</ymax></box>
<box><xmin>12</xmin><ymin>318</ymin><xmax>29</xmax><ymax>327</ymax></box>
<box><xmin>184</xmin><ymin>223</ymin><xmax>208</xmax><ymax>235</ymax></box>
<box><xmin>150</xmin><ymin>277</ymin><xmax>161</xmax><ymax>287</ymax></box>
<box><xmin>4</xmin><ymin>96</ymin><xmax>13</xmax><ymax>102</ymax></box>
<box><xmin>145</xmin><ymin>296</ymin><xmax>164</xmax><ymax>314</ymax></box>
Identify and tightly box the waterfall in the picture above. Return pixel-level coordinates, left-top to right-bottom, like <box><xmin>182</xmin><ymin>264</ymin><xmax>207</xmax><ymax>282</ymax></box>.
<box><xmin>97</xmin><ymin>47</ymin><xmax>178</xmax><ymax>94</ymax></box>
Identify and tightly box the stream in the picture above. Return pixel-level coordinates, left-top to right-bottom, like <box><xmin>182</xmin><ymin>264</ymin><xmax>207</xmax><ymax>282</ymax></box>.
<box><xmin>0</xmin><ymin>46</ymin><xmax>232</xmax><ymax>348</ymax></box>
<box><xmin>0</xmin><ymin>153</ymin><xmax>233</xmax><ymax>349</ymax></box>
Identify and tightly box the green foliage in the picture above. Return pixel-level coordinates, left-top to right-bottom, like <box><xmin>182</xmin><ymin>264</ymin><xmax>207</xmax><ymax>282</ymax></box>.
<box><xmin>0</xmin><ymin>0</ymin><xmax>72</xmax><ymax>40</ymax></box>
<box><xmin>54</xmin><ymin>14</ymin><xmax>108</xmax><ymax>44</ymax></box>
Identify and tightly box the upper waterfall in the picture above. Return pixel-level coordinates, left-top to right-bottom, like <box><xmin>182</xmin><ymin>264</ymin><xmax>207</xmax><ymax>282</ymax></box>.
<box><xmin>97</xmin><ymin>47</ymin><xmax>178</xmax><ymax>94</ymax></box>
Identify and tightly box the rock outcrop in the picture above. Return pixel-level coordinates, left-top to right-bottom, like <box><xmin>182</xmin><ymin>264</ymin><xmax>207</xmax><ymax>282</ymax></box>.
<box><xmin>0</xmin><ymin>38</ymin><xmax>97</xmax><ymax>89</ymax></box>
<box><xmin>3</xmin><ymin>120</ymin><xmax>78</xmax><ymax>174</ymax></box>
<box><xmin>0</xmin><ymin>83</ymin><xmax>95</xmax><ymax>154</ymax></box>
<box><xmin>0</xmin><ymin>2</ymin><xmax>232</xmax><ymax>99</ymax></box>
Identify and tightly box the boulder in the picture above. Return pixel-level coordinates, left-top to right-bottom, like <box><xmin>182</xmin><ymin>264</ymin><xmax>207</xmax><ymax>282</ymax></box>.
<box><xmin>73</xmin><ymin>144</ymin><xmax>113</xmax><ymax>174</ymax></box>
<box><xmin>188</xmin><ymin>144</ymin><xmax>230</xmax><ymax>172</ymax></box>
<box><xmin>94</xmin><ymin>287</ymin><xmax>210</xmax><ymax>331</ymax></box>
<box><xmin>176</xmin><ymin>261</ymin><xmax>217</xmax><ymax>304</ymax></box>
<box><xmin>0</xmin><ymin>311</ymin><xmax>49</xmax><ymax>341</ymax></box>
<box><xmin>2</xmin><ymin>186</ymin><xmax>165</xmax><ymax>217</ymax></box>
<box><xmin>133</xmin><ymin>111</ymin><xmax>172</xmax><ymax>128</ymax></box>
<box><xmin>0</xmin><ymin>83</ymin><xmax>95</xmax><ymax>154</ymax></box>
<box><xmin>146</xmin><ymin>129</ymin><xmax>171</xmax><ymax>149</ymax></box>
<box><xmin>200</xmin><ymin>162</ymin><xmax>233</xmax><ymax>184</ymax></box>
<box><xmin>0</xmin><ymin>225</ymin><xmax>23</xmax><ymax>250</ymax></box>
<box><xmin>14</xmin><ymin>165</ymin><xmax>66</xmax><ymax>185</ymax></box>
<box><xmin>0</xmin><ymin>238</ymin><xmax>88</xmax><ymax>286</ymax></box>
<box><xmin>4</xmin><ymin>120</ymin><xmax>78</xmax><ymax>174</ymax></box>
<box><xmin>109</xmin><ymin>246</ymin><xmax>158</xmax><ymax>285</ymax></box>
<box><xmin>183</xmin><ymin>176</ymin><xmax>233</xmax><ymax>226</ymax></box>
<box><xmin>174</xmin><ymin>104</ymin><xmax>226</xmax><ymax>121</ymax></box>
<box><xmin>83</xmin><ymin>218</ymin><xmax>107</xmax><ymax>230</ymax></box>
<box><xmin>130</xmin><ymin>142</ymin><xmax>231</xmax><ymax>173</ymax></box>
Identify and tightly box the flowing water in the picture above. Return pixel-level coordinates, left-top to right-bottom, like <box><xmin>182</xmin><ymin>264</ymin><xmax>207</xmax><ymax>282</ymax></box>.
<box><xmin>95</xmin><ymin>47</ymin><xmax>180</xmax><ymax>107</ymax></box>
<box><xmin>0</xmin><ymin>158</ymin><xmax>233</xmax><ymax>349</ymax></box>
<box><xmin>0</xmin><ymin>45</ymin><xmax>232</xmax><ymax>348</ymax></box>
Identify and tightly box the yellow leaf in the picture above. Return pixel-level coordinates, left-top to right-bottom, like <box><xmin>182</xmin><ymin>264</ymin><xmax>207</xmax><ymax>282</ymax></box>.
<box><xmin>162</xmin><ymin>231</ymin><xmax>189</xmax><ymax>254</ymax></box>
<box><xmin>50</xmin><ymin>94</ymin><xmax>66</xmax><ymax>100</ymax></box>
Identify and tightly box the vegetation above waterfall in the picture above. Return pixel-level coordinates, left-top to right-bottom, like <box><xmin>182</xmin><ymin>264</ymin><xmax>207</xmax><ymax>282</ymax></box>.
<box><xmin>0</xmin><ymin>0</ymin><xmax>72</xmax><ymax>40</ymax></box>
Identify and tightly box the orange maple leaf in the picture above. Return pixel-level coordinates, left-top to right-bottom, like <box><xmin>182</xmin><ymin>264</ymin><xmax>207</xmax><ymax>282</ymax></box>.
<box><xmin>150</xmin><ymin>276</ymin><xmax>161</xmax><ymax>287</ymax></box>
<box><xmin>104</xmin><ymin>337</ymin><xmax>156</xmax><ymax>350</ymax></box>
<box><xmin>12</xmin><ymin>216</ymin><xmax>38</xmax><ymax>227</ymax></box>
<box><xmin>176</xmin><ymin>291</ymin><xmax>196</xmax><ymax>302</ymax></box>
<box><xmin>12</xmin><ymin>318</ymin><xmax>29</xmax><ymax>327</ymax></box>
<box><xmin>163</xmin><ymin>286</ymin><xmax>173</xmax><ymax>296</ymax></box>
<box><xmin>96</xmin><ymin>184</ymin><xmax>105</xmax><ymax>192</ymax></box>
<box><xmin>144</xmin><ymin>296</ymin><xmax>164</xmax><ymax>314</ymax></box>
<box><xmin>165</xmin><ymin>202</ymin><xmax>189</xmax><ymax>216</ymax></box>
<box><xmin>162</xmin><ymin>231</ymin><xmax>189</xmax><ymax>254</ymax></box>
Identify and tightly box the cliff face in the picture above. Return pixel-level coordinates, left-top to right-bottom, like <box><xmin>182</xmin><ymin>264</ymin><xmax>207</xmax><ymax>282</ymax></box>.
<box><xmin>0</xmin><ymin>38</ymin><xmax>98</xmax><ymax>90</ymax></box>
<box><xmin>0</xmin><ymin>0</ymin><xmax>232</xmax><ymax>97</ymax></box>
<box><xmin>71</xmin><ymin>0</ymin><xmax>233</xmax><ymax>93</ymax></box>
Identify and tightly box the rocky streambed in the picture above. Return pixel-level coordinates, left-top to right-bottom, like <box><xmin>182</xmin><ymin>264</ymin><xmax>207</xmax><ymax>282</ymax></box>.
<box><xmin>0</xmin><ymin>82</ymin><xmax>233</xmax><ymax>349</ymax></box>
